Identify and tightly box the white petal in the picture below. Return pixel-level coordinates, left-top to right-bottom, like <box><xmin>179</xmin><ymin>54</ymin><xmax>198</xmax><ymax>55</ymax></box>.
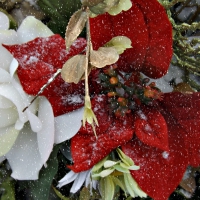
<box><xmin>9</xmin><ymin>58</ymin><xmax>19</xmax><ymax>77</ymax></box>
<box><xmin>0</xmin><ymin>95</ymin><xmax>13</xmax><ymax>109</ymax></box>
<box><xmin>70</xmin><ymin>171</ymin><xmax>88</xmax><ymax>193</ymax></box>
<box><xmin>0</xmin><ymin>68</ymin><xmax>11</xmax><ymax>82</ymax></box>
<box><xmin>37</xmin><ymin>97</ymin><xmax>54</xmax><ymax>164</ymax></box>
<box><xmin>0</xmin><ymin>84</ymin><xmax>28</xmax><ymax>123</ymax></box>
<box><xmin>0</xmin><ymin>107</ymin><xmax>18</xmax><ymax>128</ymax></box>
<box><xmin>26</xmin><ymin>111</ymin><xmax>42</xmax><ymax>132</ymax></box>
<box><xmin>0</xmin><ymin>125</ymin><xmax>19</xmax><ymax>156</ymax></box>
<box><xmin>58</xmin><ymin>171</ymin><xmax>78</xmax><ymax>188</ymax></box>
<box><xmin>0</xmin><ymin>156</ymin><xmax>6</xmax><ymax>163</ymax></box>
<box><xmin>17</xmin><ymin>16</ymin><xmax>53</xmax><ymax>43</ymax></box>
<box><xmin>0</xmin><ymin>12</ymin><xmax>9</xmax><ymax>30</ymax></box>
<box><xmin>6</xmin><ymin>124</ymin><xmax>43</xmax><ymax>180</ymax></box>
<box><xmin>54</xmin><ymin>107</ymin><xmax>84</xmax><ymax>144</ymax></box>
<box><xmin>15</xmin><ymin>119</ymin><xmax>24</xmax><ymax>130</ymax></box>
<box><xmin>0</xmin><ymin>30</ymin><xmax>19</xmax><ymax>44</ymax></box>
<box><xmin>0</xmin><ymin>46</ymin><xmax>15</xmax><ymax>71</ymax></box>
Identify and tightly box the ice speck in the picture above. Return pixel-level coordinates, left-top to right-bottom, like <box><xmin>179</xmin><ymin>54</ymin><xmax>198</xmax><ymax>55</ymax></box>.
<box><xmin>162</xmin><ymin>151</ymin><xmax>169</xmax><ymax>159</ymax></box>
<box><xmin>137</xmin><ymin>110</ymin><xmax>147</xmax><ymax>120</ymax></box>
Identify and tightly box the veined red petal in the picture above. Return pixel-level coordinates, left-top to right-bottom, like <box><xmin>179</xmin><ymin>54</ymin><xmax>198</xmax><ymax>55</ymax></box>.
<box><xmin>134</xmin><ymin>105</ymin><xmax>169</xmax><ymax>151</ymax></box>
<box><xmin>160</xmin><ymin>92</ymin><xmax>200</xmax><ymax>166</ymax></box>
<box><xmin>134</xmin><ymin>0</ymin><xmax>173</xmax><ymax>78</ymax></box>
<box><xmin>68</xmin><ymin>95</ymin><xmax>134</xmax><ymax>172</ymax></box>
<box><xmin>122</xmin><ymin>111</ymin><xmax>189</xmax><ymax>200</ymax></box>
<box><xmin>90</xmin><ymin>0</ymin><xmax>173</xmax><ymax>78</ymax></box>
<box><xmin>90</xmin><ymin>3</ymin><xmax>148</xmax><ymax>72</ymax></box>
<box><xmin>3</xmin><ymin>35</ymin><xmax>87</xmax><ymax>116</ymax></box>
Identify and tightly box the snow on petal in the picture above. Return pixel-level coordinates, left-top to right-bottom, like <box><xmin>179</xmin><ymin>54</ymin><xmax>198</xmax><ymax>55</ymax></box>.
<box><xmin>37</xmin><ymin>97</ymin><xmax>54</xmax><ymax>164</ymax></box>
<box><xmin>6</xmin><ymin>124</ymin><xmax>43</xmax><ymax>180</ymax></box>
<box><xmin>17</xmin><ymin>16</ymin><xmax>53</xmax><ymax>43</ymax></box>
<box><xmin>54</xmin><ymin>107</ymin><xmax>84</xmax><ymax>144</ymax></box>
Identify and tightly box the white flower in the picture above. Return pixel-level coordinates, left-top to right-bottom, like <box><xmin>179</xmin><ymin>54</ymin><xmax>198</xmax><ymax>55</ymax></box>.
<box><xmin>57</xmin><ymin>170</ymin><xmax>97</xmax><ymax>194</ymax></box>
<box><xmin>0</xmin><ymin>12</ymin><xmax>83</xmax><ymax>180</ymax></box>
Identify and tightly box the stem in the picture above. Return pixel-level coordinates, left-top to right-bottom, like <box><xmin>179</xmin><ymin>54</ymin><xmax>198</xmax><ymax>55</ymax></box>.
<box><xmin>22</xmin><ymin>69</ymin><xmax>61</xmax><ymax>112</ymax></box>
<box><xmin>85</xmin><ymin>9</ymin><xmax>91</xmax><ymax>97</ymax></box>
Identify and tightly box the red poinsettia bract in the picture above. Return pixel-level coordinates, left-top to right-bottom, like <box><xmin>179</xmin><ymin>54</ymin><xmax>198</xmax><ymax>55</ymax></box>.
<box><xmin>69</xmin><ymin>92</ymin><xmax>200</xmax><ymax>200</ymax></box>
<box><xmin>3</xmin><ymin>1</ymin><xmax>200</xmax><ymax>199</ymax></box>
<box><xmin>90</xmin><ymin>0</ymin><xmax>173</xmax><ymax>79</ymax></box>
<box><xmin>3</xmin><ymin>35</ymin><xmax>87</xmax><ymax>116</ymax></box>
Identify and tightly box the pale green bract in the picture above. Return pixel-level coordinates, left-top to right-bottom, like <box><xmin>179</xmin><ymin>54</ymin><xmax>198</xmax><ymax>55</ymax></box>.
<box><xmin>108</xmin><ymin>0</ymin><xmax>132</xmax><ymax>15</ymax></box>
<box><xmin>91</xmin><ymin>148</ymin><xmax>147</xmax><ymax>199</ymax></box>
<box><xmin>88</xmin><ymin>0</ymin><xmax>132</xmax><ymax>17</ymax></box>
<box><xmin>105</xmin><ymin>36</ymin><xmax>132</xmax><ymax>54</ymax></box>
<box><xmin>83</xmin><ymin>95</ymin><xmax>99</xmax><ymax>138</ymax></box>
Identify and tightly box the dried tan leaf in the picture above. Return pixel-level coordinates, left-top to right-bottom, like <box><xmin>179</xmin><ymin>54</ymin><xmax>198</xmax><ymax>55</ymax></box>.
<box><xmin>90</xmin><ymin>47</ymin><xmax>119</xmax><ymax>68</ymax></box>
<box><xmin>65</xmin><ymin>9</ymin><xmax>87</xmax><ymax>51</ymax></box>
<box><xmin>61</xmin><ymin>55</ymin><xmax>87</xmax><ymax>84</ymax></box>
<box><xmin>173</xmin><ymin>82</ymin><xmax>194</xmax><ymax>94</ymax></box>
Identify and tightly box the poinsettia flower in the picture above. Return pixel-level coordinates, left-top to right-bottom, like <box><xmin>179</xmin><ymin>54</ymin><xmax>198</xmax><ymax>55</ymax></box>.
<box><xmin>90</xmin><ymin>0</ymin><xmax>173</xmax><ymax>79</ymax></box>
<box><xmin>68</xmin><ymin>91</ymin><xmax>200</xmax><ymax>200</ymax></box>
<box><xmin>0</xmin><ymin>13</ymin><xmax>85</xmax><ymax>180</ymax></box>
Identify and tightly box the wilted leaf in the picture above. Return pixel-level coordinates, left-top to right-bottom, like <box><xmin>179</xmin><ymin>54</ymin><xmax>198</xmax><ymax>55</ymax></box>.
<box><xmin>90</xmin><ymin>47</ymin><xmax>119</xmax><ymax>68</ymax></box>
<box><xmin>61</xmin><ymin>55</ymin><xmax>86</xmax><ymax>84</ymax></box>
<box><xmin>173</xmin><ymin>82</ymin><xmax>194</xmax><ymax>94</ymax></box>
<box><xmin>65</xmin><ymin>9</ymin><xmax>87</xmax><ymax>51</ymax></box>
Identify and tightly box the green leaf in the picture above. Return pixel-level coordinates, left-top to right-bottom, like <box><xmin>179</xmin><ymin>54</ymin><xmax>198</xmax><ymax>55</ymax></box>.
<box><xmin>26</xmin><ymin>144</ymin><xmax>60</xmax><ymax>200</ymax></box>
<box><xmin>37</xmin><ymin>0</ymin><xmax>82</xmax><ymax>37</ymax></box>
<box><xmin>52</xmin><ymin>186</ymin><xmax>70</xmax><ymax>200</ymax></box>
<box><xmin>1</xmin><ymin>176</ymin><xmax>15</xmax><ymax>200</ymax></box>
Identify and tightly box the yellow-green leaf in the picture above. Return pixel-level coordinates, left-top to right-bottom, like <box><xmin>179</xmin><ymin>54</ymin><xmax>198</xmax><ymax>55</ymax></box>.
<box><xmin>90</xmin><ymin>47</ymin><xmax>119</xmax><ymax>68</ymax></box>
<box><xmin>61</xmin><ymin>55</ymin><xmax>86</xmax><ymax>84</ymax></box>
<box><xmin>65</xmin><ymin>9</ymin><xmax>87</xmax><ymax>51</ymax></box>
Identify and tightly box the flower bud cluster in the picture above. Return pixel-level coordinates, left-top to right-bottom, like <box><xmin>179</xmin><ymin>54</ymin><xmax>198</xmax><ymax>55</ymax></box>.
<box><xmin>99</xmin><ymin>65</ymin><xmax>163</xmax><ymax>117</ymax></box>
